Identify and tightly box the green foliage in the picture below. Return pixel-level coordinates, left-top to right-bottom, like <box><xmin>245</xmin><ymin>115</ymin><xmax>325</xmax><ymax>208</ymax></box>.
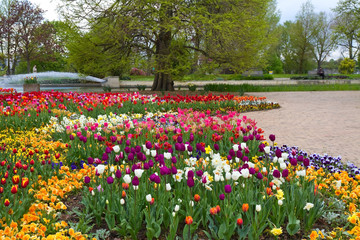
<box><xmin>227</xmin><ymin>74</ymin><xmax>274</xmax><ymax>80</ymax></box>
<box><xmin>338</xmin><ymin>58</ymin><xmax>356</xmax><ymax>74</ymax></box>
<box><xmin>24</xmin><ymin>76</ymin><xmax>38</xmax><ymax>84</ymax></box>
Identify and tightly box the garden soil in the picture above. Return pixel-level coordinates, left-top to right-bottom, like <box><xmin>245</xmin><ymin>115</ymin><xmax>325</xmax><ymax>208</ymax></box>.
<box><xmin>243</xmin><ymin>91</ymin><xmax>360</xmax><ymax>165</ymax></box>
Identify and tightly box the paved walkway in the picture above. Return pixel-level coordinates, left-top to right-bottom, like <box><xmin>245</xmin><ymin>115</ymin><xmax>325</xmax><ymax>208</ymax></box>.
<box><xmin>242</xmin><ymin>91</ymin><xmax>360</xmax><ymax>165</ymax></box>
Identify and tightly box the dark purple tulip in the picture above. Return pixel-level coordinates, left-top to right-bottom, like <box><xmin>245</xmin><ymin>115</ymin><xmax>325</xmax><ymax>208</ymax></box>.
<box><xmin>187</xmin><ymin>178</ymin><xmax>194</xmax><ymax>188</ymax></box>
<box><xmin>149</xmin><ymin>160</ymin><xmax>154</xmax><ymax>167</ymax></box>
<box><xmin>200</xmin><ymin>147</ymin><xmax>205</xmax><ymax>153</ymax></box>
<box><xmin>202</xmin><ymin>176</ymin><xmax>207</xmax><ymax>184</ymax></box>
<box><xmin>150</xmin><ymin>174</ymin><xmax>157</xmax><ymax>182</ymax></box>
<box><xmin>105</xmin><ymin>147</ymin><xmax>112</xmax><ymax>153</ymax></box>
<box><xmin>84</xmin><ymin>176</ymin><xmax>90</xmax><ymax>184</ymax></box>
<box><xmin>102</xmin><ymin>153</ymin><xmax>109</xmax><ymax>161</ymax></box>
<box><xmin>187</xmin><ymin>145</ymin><xmax>193</xmax><ymax>152</ymax></box>
<box><xmin>243</xmin><ymin>136</ymin><xmax>248</xmax><ymax>142</ymax></box>
<box><xmin>237</xmin><ymin>151</ymin><xmax>243</xmax><ymax>158</ymax></box>
<box><xmin>124</xmin><ymin>146</ymin><xmax>130</xmax><ymax>153</ymax></box>
<box><xmin>115</xmin><ymin>169</ymin><xmax>122</xmax><ymax>178</ymax></box>
<box><xmin>154</xmin><ymin>175</ymin><xmax>161</xmax><ymax>184</ymax></box>
<box><xmin>158</xmin><ymin>154</ymin><xmax>164</xmax><ymax>161</ymax></box>
<box><xmin>137</xmin><ymin>152</ymin><xmax>143</xmax><ymax>161</ymax></box>
<box><xmin>273</xmin><ymin>169</ymin><xmax>281</xmax><ymax>178</ymax></box>
<box><xmin>245</xmin><ymin>148</ymin><xmax>249</xmax><ymax>154</ymax></box>
<box><xmin>131</xmin><ymin>164</ymin><xmax>139</xmax><ymax>172</ymax></box>
<box><xmin>224</xmin><ymin>185</ymin><xmax>232</xmax><ymax>193</ymax></box>
<box><xmin>146</xmin><ymin>141</ymin><xmax>152</xmax><ymax>149</ymax></box>
<box><xmin>171</xmin><ymin>166</ymin><xmax>177</xmax><ymax>174</ymax></box>
<box><xmin>187</xmin><ymin>170</ymin><xmax>194</xmax><ymax>178</ymax></box>
<box><xmin>214</xmin><ymin>143</ymin><xmax>219</xmax><ymax>151</ymax></box>
<box><xmin>110</xmin><ymin>136</ymin><xmax>117</xmax><ymax>142</ymax></box>
<box><xmin>87</xmin><ymin>157</ymin><xmax>94</xmax><ymax>165</ymax></box>
<box><xmin>69</xmin><ymin>135</ymin><xmax>74</xmax><ymax>140</ymax></box>
<box><xmin>227</xmin><ymin>155</ymin><xmax>232</xmax><ymax>160</ymax></box>
<box><xmin>132</xmin><ymin>176</ymin><xmax>139</xmax><ymax>186</ymax></box>
<box><xmin>189</xmin><ymin>134</ymin><xmax>194</xmax><ymax>142</ymax></box>
<box><xmin>119</xmin><ymin>152</ymin><xmax>124</xmax><ymax>159</ymax></box>
<box><xmin>115</xmin><ymin>155</ymin><xmax>120</xmax><ymax>162</ymax></box>
<box><xmin>196</xmin><ymin>143</ymin><xmax>201</xmax><ymax>151</ymax></box>
<box><xmin>290</xmin><ymin>158</ymin><xmax>297</xmax><ymax>166</ymax></box>
<box><xmin>229</xmin><ymin>149</ymin><xmax>235</xmax><ymax>157</ymax></box>
<box><xmin>255</xmin><ymin>134</ymin><xmax>261</xmax><ymax>140</ymax></box>
<box><xmin>107</xmin><ymin>176</ymin><xmax>114</xmax><ymax>184</ymax></box>
<box><xmin>249</xmin><ymin>168</ymin><xmax>256</xmax><ymax>175</ymax></box>
<box><xmin>160</xmin><ymin>166</ymin><xmax>169</xmax><ymax>175</ymax></box>
<box><xmin>144</xmin><ymin>163</ymin><xmax>150</xmax><ymax>170</ymax></box>
<box><xmin>175</xmin><ymin>143</ymin><xmax>180</xmax><ymax>151</ymax></box>
<box><xmin>126</xmin><ymin>167</ymin><xmax>131</xmax><ymax>174</ymax></box>
<box><xmin>196</xmin><ymin>170</ymin><xmax>203</xmax><ymax>177</ymax></box>
<box><xmin>126</xmin><ymin>140</ymin><xmax>131</xmax><ymax>146</ymax></box>
<box><xmin>256</xmin><ymin>172</ymin><xmax>263</xmax><ymax>180</ymax></box>
<box><xmin>135</xmin><ymin>145</ymin><xmax>141</xmax><ymax>153</ymax></box>
<box><xmin>156</xmin><ymin>133</ymin><xmax>160</xmax><ymax>139</ymax></box>
<box><xmin>131</xmin><ymin>147</ymin><xmax>136</xmax><ymax>154</ymax></box>
<box><xmin>82</xmin><ymin>137</ymin><xmax>87</xmax><ymax>143</ymax></box>
<box><xmin>242</xmin><ymin>156</ymin><xmax>249</xmax><ymax>162</ymax></box>
<box><xmin>247</xmin><ymin>125</ymin><xmax>252</xmax><ymax>130</ymax></box>
<box><xmin>177</xmin><ymin>136</ymin><xmax>183</xmax><ymax>143</ymax></box>
<box><xmin>276</xmin><ymin>149</ymin><xmax>282</xmax><ymax>158</ymax></box>
<box><xmin>165</xmin><ymin>129</ymin><xmax>169</xmax><ymax>134</ymax></box>
<box><xmin>159</xmin><ymin>159</ymin><xmax>165</xmax><ymax>166</ymax></box>
<box><xmin>269</xmin><ymin>134</ymin><xmax>276</xmax><ymax>142</ymax></box>
<box><xmin>155</xmin><ymin>143</ymin><xmax>161</xmax><ymax>150</ymax></box>
<box><xmin>171</xmin><ymin>156</ymin><xmax>177</xmax><ymax>164</ymax></box>
<box><xmin>249</xmin><ymin>135</ymin><xmax>254</xmax><ymax>140</ymax></box>
<box><xmin>297</xmin><ymin>155</ymin><xmax>304</xmax><ymax>162</ymax></box>
<box><xmin>128</xmin><ymin>153</ymin><xmax>134</xmax><ymax>161</ymax></box>
<box><xmin>282</xmin><ymin>169</ymin><xmax>289</xmax><ymax>178</ymax></box>
<box><xmin>242</xmin><ymin>163</ymin><xmax>249</xmax><ymax>169</ymax></box>
<box><xmin>219</xmin><ymin>194</ymin><xmax>225</xmax><ymax>200</ymax></box>
<box><xmin>304</xmin><ymin>158</ymin><xmax>310</xmax><ymax>167</ymax></box>
<box><xmin>259</xmin><ymin>144</ymin><xmax>265</xmax><ymax>152</ymax></box>
<box><xmin>180</xmin><ymin>144</ymin><xmax>186</xmax><ymax>151</ymax></box>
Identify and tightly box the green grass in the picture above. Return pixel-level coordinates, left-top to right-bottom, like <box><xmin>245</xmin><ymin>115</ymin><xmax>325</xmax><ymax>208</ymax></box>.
<box><xmin>204</xmin><ymin>83</ymin><xmax>360</xmax><ymax>92</ymax></box>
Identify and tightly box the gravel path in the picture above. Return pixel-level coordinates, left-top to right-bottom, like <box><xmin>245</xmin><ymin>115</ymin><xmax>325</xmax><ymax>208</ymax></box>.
<box><xmin>242</xmin><ymin>91</ymin><xmax>360</xmax><ymax>165</ymax></box>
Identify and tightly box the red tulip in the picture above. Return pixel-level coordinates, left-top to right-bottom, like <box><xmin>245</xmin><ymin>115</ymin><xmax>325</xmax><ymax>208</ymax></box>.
<box><xmin>11</xmin><ymin>185</ymin><xmax>18</xmax><ymax>194</ymax></box>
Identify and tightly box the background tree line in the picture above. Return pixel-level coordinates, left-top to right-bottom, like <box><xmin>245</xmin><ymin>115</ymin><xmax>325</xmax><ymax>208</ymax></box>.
<box><xmin>1</xmin><ymin>0</ymin><xmax>359</xmax><ymax>90</ymax></box>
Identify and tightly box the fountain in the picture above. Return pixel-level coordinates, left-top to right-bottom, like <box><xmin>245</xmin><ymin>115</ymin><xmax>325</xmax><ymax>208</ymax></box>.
<box><xmin>0</xmin><ymin>71</ymin><xmax>107</xmax><ymax>92</ymax></box>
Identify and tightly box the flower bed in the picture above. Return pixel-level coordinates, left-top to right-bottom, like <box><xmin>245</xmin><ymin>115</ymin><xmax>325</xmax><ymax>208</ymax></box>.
<box><xmin>0</xmin><ymin>89</ymin><xmax>358</xmax><ymax>239</ymax></box>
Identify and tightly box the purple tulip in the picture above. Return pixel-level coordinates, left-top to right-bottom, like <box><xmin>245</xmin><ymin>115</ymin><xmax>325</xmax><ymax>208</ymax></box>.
<box><xmin>242</xmin><ymin>163</ymin><xmax>249</xmax><ymax>169</ymax></box>
<box><xmin>224</xmin><ymin>185</ymin><xmax>232</xmax><ymax>193</ymax></box>
<box><xmin>282</xmin><ymin>169</ymin><xmax>289</xmax><ymax>178</ymax></box>
<box><xmin>189</xmin><ymin>133</ymin><xmax>194</xmax><ymax>142</ymax></box>
<box><xmin>171</xmin><ymin>166</ymin><xmax>177</xmax><ymax>174</ymax></box>
<box><xmin>196</xmin><ymin>170</ymin><xmax>203</xmax><ymax>177</ymax></box>
<box><xmin>171</xmin><ymin>156</ymin><xmax>177</xmax><ymax>164</ymax></box>
<box><xmin>105</xmin><ymin>147</ymin><xmax>112</xmax><ymax>153</ymax></box>
<box><xmin>187</xmin><ymin>170</ymin><xmax>194</xmax><ymax>178</ymax></box>
<box><xmin>148</xmin><ymin>160</ymin><xmax>154</xmax><ymax>167</ymax></box>
<box><xmin>298</xmin><ymin>155</ymin><xmax>304</xmax><ymax>162</ymax></box>
<box><xmin>219</xmin><ymin>194</ymin><xmax>225</xmax><ymax>200</ymax></box>
<box><xmin>156</xmin><ymin>133</ymin><xmax>160</xmax><ymax>139</ymax></box>
<box><xmin>229</xmin><ymin>149</ymin><xmax>235</xmax><ymax>157</ymax></box>
<box><xmin>132</xmin><ymin>176</ymin><xmax>139</xmax><ymax>186</ymax></box>
<box><xmin>256</xmin><ymin>172</ymin><xmax>263</xmax><ymax>180</ymax></box>
<box><xmin>249</xmin><ymin>134</ymin><xmax>254</xmax><ymax>140</ymax></box>
<box><xmin>227</xmin><ymin>155</ymin><xmax>232</xmax><ymax>160</ymax></box>
<box><xmin>154</xmin><ymin>175</ymin><xmax>161</xmax><ymax>184</ymax></box>
<box><xmin>124</xmin><ymin>146</ymin><xmax>130</xmax><ymax>153</ymax></box>
<box><xmin>146</xmin><ymin>141</ymin><xmax>152</xmax><ymax>149</ymax></box>
<box><xmin>126</xmin><ymin>167</ymin><xmax>131</xmax><ymax>174</ymax></box>
<box><xmin>150</xmin><ymin>174</ymin><xmax>157</xmax><ymax>182</ymax></box>
<box><xmin>273</xmin><ymin>169</ymin><xmax>281</xmax><ymax>178</ymax></box>
<box><xmin>269</xmin><ymin>134</ymin><xmax>276</xmax><ymax>142</ymax></box>
<box><xmin>304</xmin><ymin>158</ymin><xmax>310</xmax><ymax>167</ymax></box>
<box><xmin>119</xmin><ymin>152</ymin><xmax>124</xmax><ymax>159</ymax></box>
<box><xmin>242</xmin><ymin>156</ymin><xmax>249</xmax><ymax>162</ymax></box>
<box><xmin>290</xmin><ymin>158</ymin><xmax>297</xmax><ymax>166</ymax></box>
<box><xmin>102</xmin><ymin>153</ymin><xmax>109</xmax><ymax>161</ymax></box>
<box><xmin>160</xmin><ymin>166</ymin><xmax>169</xmax><ymax>175</ymax></box>
<box><xmin>255</xmin><ymin>134</ymin><xmax>261</xmax><ymax>140</ymax></box>
<box><xmin>177</xmin><ymin>136</ymin><xmax>183</xmax><ymax>143</ymax></box>
<box><xmin>214</xmin><ymin>143</ymin><xmax>219</xmax><ymax>151</ymax></box>
<box><xmin>126</xmin><ymin>140</ymin><xmax>131</xmax><ymax>146</ymax></box>
<box><xmin>110</xmin><ymin>136</ymin><xmax>117</xmax><ymax>143</ymax></box>
<box><xmin>115</xmin><ymin>169</ymin><xmax>122</xmax><ymax>178</ymax></box>
<box><xmin>187</xmin><ymin>178</ymin><xmax>194</xmax><ymax>188</ymax></box>
<box><xmin>249</xmin><ymin>168</ymin><xmax>256</xmax><ymax>175</ymax></box>
<box><xmin>107</xmin><ymin>176</ymin><xmax>114</xmax><ymax>184</ymax></box>
<box><xmin>144</xmin><ymin>162</ymin><xmax>150</xmax><ymax>170</ymax></box>
<box><xmin>259</xmin><ymin>144</ymin><xmax>265</xmax><ymax>152</ymax></box>
<box><xmin>87</xmin><ymin>157</ymin><xmax>94</xmax><ymax>165</ymax></box>
<box><xmin>69</xmin><ymin>135</ymin><xmax>74</xmax><ymax>140</ymax></box>
<box><xmin>187</xmin><ymin>145</ymin><xmax>193</xmax><ymax>152</ymax></box>
<box><xmin>202</xmin><ymin>176</ymin><xmax>207</xmax><ymax>184</ymax></box>
<box><xmin>130</xmin><ymin>147</ymin><xmax>136</xmax><ymax>154</ymax></box>
<box><xmin>128</xmin><ymin>153</ymin><xmax>134</xmax><ymax>161</ymax></box>
<box><xmin>237</xmin><ymin>151</ymin><xmax>243</xmax><ymax>158</ymax></box>
<box><xmin>135</xmin><ymin>145</ymin><xmax>141</xmax><ymax>153</ymax></box>
<box><xmin>84</xmin><ymin>176</ymin><xmax>90</xmax><ymax>183</ymax></box>
<box><xmin>276</xmin><ymin>149</ymin><xmax>282</xmax><ymax>158</ymax></box>
<box><xmin>243</xmin><ymin>136</ymin><xmax>248</xmax><ymax>142</ymax></box>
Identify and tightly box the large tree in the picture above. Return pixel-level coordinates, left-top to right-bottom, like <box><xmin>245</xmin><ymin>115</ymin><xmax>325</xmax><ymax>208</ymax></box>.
<box><xmin>333</xmin><ymin>0</ymin><xmax>360</xmax><ymax>59</ymax></box>
<box><xmin>60</xmin><ymin>0</ymin><xmax>274</xmax><ymax>91</ymax></box>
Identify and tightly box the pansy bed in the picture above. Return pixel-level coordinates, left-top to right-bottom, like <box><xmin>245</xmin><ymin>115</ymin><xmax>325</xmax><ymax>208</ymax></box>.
<box><xmin>0</xmin><ymin>90</ymin><xmax>359</xmax><ymax>240</ymax></box>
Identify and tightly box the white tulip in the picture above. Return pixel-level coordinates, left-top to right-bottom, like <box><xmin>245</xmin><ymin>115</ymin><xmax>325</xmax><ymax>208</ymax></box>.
<box><xmin>110</xmin><ymin>166</ymin><xmax>115</xmax><ymax>172</ymax></box>
<box><xmin>134</xmin><ymin>169</ymin><xmax>144</xmax><ymax>178</ymax></box>
<box><xmin>232</xmin><ymin>144</ymin><xmax>239</xmax><ymax>151</ymax></box>
<box><xmin>241</xmin><ymin>168</ymin><xmax>250</xmax><ymax>178</ymax></box>
<box><xmin>278</xmin><ymin>200</ymin><xmax>283</xmax><ymax>206</ymax></box>
<box><xmin>164</xmin><ymin>152</ymin><xmax>172</xmax><ymax>160</ymax></box>
<box><xmin>232</xmin><ymin>171</ymin><xmax>241</xmax><ymax>181</ymax></box>
<box><xmin>151</xmin><ymin>150</ymin><xmax>157</xmax><ymax>157</ymax></box>
<box><xmin>123</xmin><ymin>174</ymin><xmax>131</xmax><ymax>184</ymax></box>
<box><xmin>272</xmin><ymin>157</ymin><xmax>278</xmax><ymax>163</ymax></box>
<box><xmin>280</xmin><ymin>162</ymin><xmax>287</xmax><ymax>170</ymax></box>
<box><xmin>172</xmin><ymin>212</ymin><xmax>176</xmax><ymax>217</ymax></box>
<box><xmin>174</xmin><ymin>205</ymin><xmax>180</xmax><ymax>212</ymax></box>
<box><xmin>225</xmin><ymin>172</ymin><xmax>232</xmax><ymax>180</ymax></box>
<box><xmin>113</xmin><ymin>145</ymin><xmax>120</xmax><ymax>153</ymax></box>
<box><xmin>120</xmin><ymin>199</ymin><xmax>125</xmax><ymax>205</ymax></box>
<box><xmin>166</xmin><ymin>183</ymin><xmax>172</xmax><ymax>191</ymax></box>
<box><xmin>146</xmin><ymin>194</ymin><xmax>152</xmax><ymax>202</ymax></box>
<box><xmin>264</xmin><ymin>146</ymin><xmax>271</xmax><ymax>154</ymax></box>
<box><xmin>281</xmin><ymin>153</ymin><xmax>289</xmax><ymax>160</ymax></box>
<box><xmin>256</xmin><ymin>205</ymin><xmax>261</xmax><ymax>212</ymax></box>
<box><xmin>95</xmin><ymin>164</ymin><xmax>106</xmax><ymax>175</ymax></box>
<box><xmin>235</xmin><ymin>157</ymin><xmax>240</xmax><ymax>163</ymax></box>
<box><xmin>241</xmin><ymin>142</ymin><xmax>247</xmax><ymax>149</ymax></box>
<box><xmin>189</xmin><ymin>201</ymin><xmax>194</xmax><ymax>207</ymax></box>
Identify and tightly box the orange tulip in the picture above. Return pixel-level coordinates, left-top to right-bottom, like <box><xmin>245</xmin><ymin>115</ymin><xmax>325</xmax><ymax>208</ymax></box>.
<box><xmin>237</xmin><ymin>218</ymin><xmax>243</xmax><ymax>226</ymax></box>
<box><xmin>185</xmin><ymin>216</ymin><xmax>193</xmax><ymax>225</ymax></box>
<box><xmin>242</xmin><ymin>203</ymin><xmax>249</xmax><ymax>212</ymax></box>
<box><xmin>194</xmin><ymin>194</ymin><xmax>200</xmax><ymax>202</ymax></box>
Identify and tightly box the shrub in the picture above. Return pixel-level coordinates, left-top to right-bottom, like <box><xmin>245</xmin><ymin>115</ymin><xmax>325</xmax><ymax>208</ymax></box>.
<box><xmin>24</xmin><ymin>76</ymin><xmax>38</xmax><ymax>84</ymax></box>
<box><xmin>188</xmin><ymin>83</ymin><xmax>197</xmax><ymax>91</ymax></box>
<box><xmin>227</xmin><ymin>74</ymin><xmax>274</xmax><ymax>80</ymax></box>
<box><xmin>338</xmin><ymin>58</ymin><xmax>356</xmax><ymax>74</ymax></box>
<box><xmin>130</xmin><ymin>68</ymin><xmax>146</xmax><ymax>76</ymax></box>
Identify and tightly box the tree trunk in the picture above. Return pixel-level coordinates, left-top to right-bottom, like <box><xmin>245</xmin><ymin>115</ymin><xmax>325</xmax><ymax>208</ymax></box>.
<box><xmin>151</xmin><ymin>5</ymin><xmax>174</xmax><ymax>91</ymax></box>
<box><xmin>26</xmin><ymin>55</ymin><xmax>30</xmax><ymax>73</ymax></box>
